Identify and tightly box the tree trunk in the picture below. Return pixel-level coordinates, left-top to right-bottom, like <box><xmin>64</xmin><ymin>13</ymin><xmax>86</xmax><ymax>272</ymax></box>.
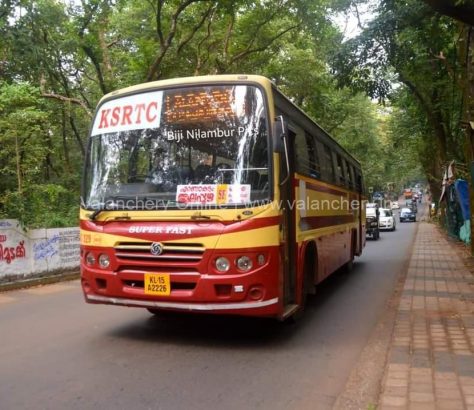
<box><xmin>15</xmin><ymin>133</ymin><xmax>22</xmax><ymax>193</ymax></box>
<box><xmin>61</xmin><ymin>108</ymin><xmax>71</xmax><ymax>173</ymax></box>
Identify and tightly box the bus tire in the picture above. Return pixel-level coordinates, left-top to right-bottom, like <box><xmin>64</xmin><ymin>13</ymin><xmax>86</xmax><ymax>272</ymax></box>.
<box><xmin>287</xmin><ymin>245</ymin><xmax>316</xmax><ymax>323</ymax></box>
<box><xmin>146</xmin><ymin>308</ymin><xmax>175</xmax><ymax>317</ymax></box>
<box><xmin>147</xmin><ymin>308</ymin><xmax>162</xmax><ymax>315</ymax></box>
<box><xmin>344</xmin><ymin>231</ymin><xmax>357</xmax><ymax>272</ymax></box>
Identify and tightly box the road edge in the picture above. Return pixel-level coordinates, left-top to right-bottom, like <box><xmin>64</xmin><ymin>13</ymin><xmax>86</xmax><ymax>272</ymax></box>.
<box><xmin>332</xmin><ymin>219</ymin><xmax>421</xmax><ymax>410</ymax></box>
<box><xmin>0</xmin><ymin>270</ymin><xmax>80</xmax><ymax>293</ymax></box>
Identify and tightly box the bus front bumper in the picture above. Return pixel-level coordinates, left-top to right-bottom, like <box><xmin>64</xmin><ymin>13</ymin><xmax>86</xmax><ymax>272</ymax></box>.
<box><xmin>84</xmin><ymin>293</ymin><xmax>279</xmax><ymax>312</ymax></box>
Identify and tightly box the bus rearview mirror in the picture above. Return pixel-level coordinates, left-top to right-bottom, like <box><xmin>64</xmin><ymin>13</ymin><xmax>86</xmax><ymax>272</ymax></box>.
<box><xmin>273</xmin><ymin>115</ymin><xmax>287</xmax><ymax>152</ymax></box>
<box><xmin>274</xmin><ymin>116</ymin><xmax>290</xmax><ymax>186</ymax></box>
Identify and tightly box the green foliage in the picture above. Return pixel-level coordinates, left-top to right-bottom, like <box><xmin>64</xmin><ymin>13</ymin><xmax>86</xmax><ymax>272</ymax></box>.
<box><xmin>330</xmin><ymin>94</ymin><xmax>389</xmax><ymax>190</ymax></box>
<box><xmin>330</xmin><ymin>0</ymin><xmax>464</xmax><ymax>196</ymax></box>
<box><xmin>0</xmin><ymin>184</ymin><xmax>78</xmax><ymax>228</ymax></box>
<box><xmin>0</xmin><ymin>82</ymin><xmax>49</xmax><ymax>191</ymax></box>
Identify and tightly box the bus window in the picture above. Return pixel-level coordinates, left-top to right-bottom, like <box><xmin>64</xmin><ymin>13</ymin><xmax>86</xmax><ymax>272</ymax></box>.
<box><xmin>294</xmin><ymin>129</ymin><xmax>311</xmax><ymax>175</ymax></box>
<box><xmin>355</xmin><ymin>169</ymin><xmax>363</xmax><ymax>192</ymax></box>
<box><xmin>84</xmin><ymin>84</ymin><xmax>271</xmax><ymax>206</ymax></box>
<box><xmin>336</xmin><ymin>154</ymin><xmax>345</xmax><ymax>186</ymax></box>
<box><xmin>322</xmin><ymin>144</ymin><xmax>335</xmax><ymax>183</ymax></box>
<box><xmin>345</xmin><ymin>160</ymin><xmax>354</xmax><ymax>189</ymax></box>
<box><xmin>306</xmin><ymin>132</ymin><xmax>321</xmax><ymax>179</ymax></box>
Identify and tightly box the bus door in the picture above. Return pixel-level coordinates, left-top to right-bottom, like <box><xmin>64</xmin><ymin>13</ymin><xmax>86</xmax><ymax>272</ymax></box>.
<box><xmin>279</xmin><ymin>125</ymin><xmax>297</xmax><ymax>307</ymax></box>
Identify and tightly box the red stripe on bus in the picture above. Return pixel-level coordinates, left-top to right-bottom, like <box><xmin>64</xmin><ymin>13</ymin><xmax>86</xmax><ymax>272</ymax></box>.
<box><xmin>80</xmin><ymin>215</ymin><xmax>281</xmax><ymax>241</ymax></box>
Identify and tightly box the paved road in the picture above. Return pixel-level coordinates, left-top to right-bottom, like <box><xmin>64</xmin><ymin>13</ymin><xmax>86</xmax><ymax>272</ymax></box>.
<box><xmin>0</xmin><ymin>214</ymin><xmax>418</xmax><ymax>410</ymax></box>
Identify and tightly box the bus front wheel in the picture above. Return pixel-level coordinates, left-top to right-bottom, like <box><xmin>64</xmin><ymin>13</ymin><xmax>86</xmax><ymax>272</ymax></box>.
<box><xmin>287</xmin><ymin>248</ymin><xmax>316</xmax><ymax>323</ymax></box>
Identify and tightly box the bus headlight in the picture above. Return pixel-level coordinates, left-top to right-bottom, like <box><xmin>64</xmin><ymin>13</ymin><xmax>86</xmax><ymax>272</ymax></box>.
<box><xmin>85</xmin><ymin>252</ymin><xmax>96</xmax><ymax>266</ymax></box>
<box><xmin>236</xmin><ymin>256</ymin><xmax>252</xmax><ymax>272</ymax></box>
<box><xmin>98</xmin><ymin>253</ymin><xmax>110</xmax><ymax>268</ymax></box>
<box><xmin>215</xmin><ymin>257</ymin><xmax>230</xmax><ymax>272</ymax></box>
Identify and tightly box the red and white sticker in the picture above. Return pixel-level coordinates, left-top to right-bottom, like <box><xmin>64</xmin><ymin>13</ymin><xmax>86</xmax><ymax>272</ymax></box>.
<box><xmin>176</xmin><ymin>185</ymin><xmax>217</xmax><ymax>204</ymax></box>
<box><xmin>91</xmin><ymin>91</ymin><xmax>163</xmax><ymax>136</ymax></box>
<box><xmin>227</xmin><ymin>184</ymin><xmax>251</xmax><ymax>204</ymax></box>
<box><xmin>176</xmin><ymin>184</ymin><xmax>251</xmax><ymax>205</ymax></box>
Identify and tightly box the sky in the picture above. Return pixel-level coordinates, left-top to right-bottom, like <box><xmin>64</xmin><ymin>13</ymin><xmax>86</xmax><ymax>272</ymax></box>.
<box><xmin>331</xmin><ymin>0</ymin><xmax>378</xmax><ymax>40</ymax></box>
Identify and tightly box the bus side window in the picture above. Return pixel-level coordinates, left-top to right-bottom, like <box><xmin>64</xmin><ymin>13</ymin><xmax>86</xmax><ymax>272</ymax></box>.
<box><xmin>305</xmin><ymin>132</ymin><xmax>321</xmax><ymax>179</ymax></box>
<box><xmin>336</xmin><ymin>154</ymin><xmax>345</xmax><ymax>187</ymax></box>
<box><xmin>355</xmin><ymin>169</ymin><xmax>363</xmax><ymax>193</ymax></box>
<box><xmin>321</xmin><ymin>144</ymin><xmax>335</xmax><ymax>184</ymax></box>
<box><xmin>346</xmin><ymin>161</ymin><xmax>354</xmax><ymax>190</ymax></box>
<box><xmin>294</xmin><ymin>129</ymin><xmax>311</xmax><ymax>175</ymax></box>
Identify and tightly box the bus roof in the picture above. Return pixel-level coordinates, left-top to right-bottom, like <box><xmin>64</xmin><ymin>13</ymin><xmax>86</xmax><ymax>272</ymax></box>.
<box><xmin>98</xmin><ymin>74</ymin><xmax>273</xmax><ymax>105</ymax></box>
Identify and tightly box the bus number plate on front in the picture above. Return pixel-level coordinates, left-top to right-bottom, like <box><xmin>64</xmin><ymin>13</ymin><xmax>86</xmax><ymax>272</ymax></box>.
<box><xmin>144</xmin><ymin>273</ymin><xmax>170</xmax><ymax>296</ymax></box>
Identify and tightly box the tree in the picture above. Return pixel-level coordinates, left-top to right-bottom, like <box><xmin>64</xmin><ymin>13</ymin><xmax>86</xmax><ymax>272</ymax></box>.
<box><xmin>330</xmin><ymin>0</ymin><xmax>463</xmax><ymax>196</ymax></box>
<box><xmin>0</xmin><ymin>0</ymin><xmax>397</xmax><ymax>227</ymax></box>
<box><xmin>421</xmin><ymin>0</ymin><xmax>474</xmax><ymax>26</ymax></box>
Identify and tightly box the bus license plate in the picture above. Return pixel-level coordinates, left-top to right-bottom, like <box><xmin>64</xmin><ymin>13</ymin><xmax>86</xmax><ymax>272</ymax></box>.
<box><xmin>144</xmin><ymin>273</ymin><xmax>171</xmax><ymax>296</ymax></box>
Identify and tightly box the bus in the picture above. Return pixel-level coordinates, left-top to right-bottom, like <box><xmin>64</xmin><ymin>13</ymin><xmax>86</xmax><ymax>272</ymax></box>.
<box><xmin>80</xmin><ymin>74</ymin><xmax>366</xmax><ymax>320</ymax></box>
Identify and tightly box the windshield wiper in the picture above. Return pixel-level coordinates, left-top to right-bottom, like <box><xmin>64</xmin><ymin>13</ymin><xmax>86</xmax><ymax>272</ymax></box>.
<box><xmin>191</xmin><ymin>212</ymin><xmax>211</xmax><ymax>220</ymax></box>
<box><xmin>89</xmin><ymin>209</ymin><xmax>104</xmax><ymax>220</ymax></box>
<box><xmin>87</xmin><ymin>201</ymin><xmax>123</xmax><ymax>220</ymax></box>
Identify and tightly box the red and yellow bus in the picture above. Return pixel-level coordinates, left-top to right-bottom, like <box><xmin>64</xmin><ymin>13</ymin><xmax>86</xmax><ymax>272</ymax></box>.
<box><xmin>80</xmin><ymin>75</ymin><xmax>366</xmax><ymax>320</ymax></box>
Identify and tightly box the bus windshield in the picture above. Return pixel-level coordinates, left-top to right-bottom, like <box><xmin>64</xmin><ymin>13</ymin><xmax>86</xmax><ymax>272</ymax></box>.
<box><xmin>83</xmin><ymin>85</ymin><xmax>270</xmax><ymax>210</ymax></box>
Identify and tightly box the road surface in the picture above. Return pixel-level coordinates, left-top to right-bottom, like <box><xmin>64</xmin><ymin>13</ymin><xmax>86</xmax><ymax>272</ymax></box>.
<box><xmin>0</xmin><ymin>214</ymin><xmax>418</xmax><ymax>410</ymax></box>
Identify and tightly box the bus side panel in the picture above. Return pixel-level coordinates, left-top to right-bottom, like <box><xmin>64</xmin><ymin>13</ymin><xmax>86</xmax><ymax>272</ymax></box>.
<box><xmin>315</xmin><ymin>231</ymin><xmax>352</xmax><ymax>282</ymax></box>
<box><xmin>294</xmin><ymin>176</ymin><xmax>356</xmax><ymax>289</ymax></box>
<box><xmin>297</xmin><ymin>230</ymin><xmax>353</xmax><ymax>289</ymax></box>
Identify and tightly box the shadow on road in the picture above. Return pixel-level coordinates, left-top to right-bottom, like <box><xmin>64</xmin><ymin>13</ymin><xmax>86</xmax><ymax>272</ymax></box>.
<box><xmin>105</xmin><ymin>263</ymin><xmax>367</xmax><ymax>349</ymax></box>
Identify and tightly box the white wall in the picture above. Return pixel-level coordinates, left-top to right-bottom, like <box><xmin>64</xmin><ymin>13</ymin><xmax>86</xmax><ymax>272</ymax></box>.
<box><xmin>0</xmin><ymin>219</ymin><xmax>79</xmax><ymax>279</ymax></box>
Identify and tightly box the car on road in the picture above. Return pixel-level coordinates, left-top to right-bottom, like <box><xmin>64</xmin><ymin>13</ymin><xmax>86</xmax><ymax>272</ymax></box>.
<box><xmin>379</xmin><ymin>208</ymin><xmax>396</xmax><ymax>231</ymax></box>
<box><xmin>400</xmin><ymin>207</ymin><xmax>416</xmax><ymax>222</ymax></box>
<box><xmin>372</xmin><ymin>192</ymin><xmax>384</xmax><ymax>201</ymax></box>
<box><xmin>366</xmin><ymin>204</ymin><xmax>380</xmax><ymax>239</ymax></box>
<box><xmin>391</xmin><ymin>201</ymin><xmax>400</xmax><ymax>210</ymax></box>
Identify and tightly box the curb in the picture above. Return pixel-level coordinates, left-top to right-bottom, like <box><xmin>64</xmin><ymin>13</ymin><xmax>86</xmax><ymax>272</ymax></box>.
<box><xmin>0</xmin><ymin>270</ymin><xmax>80</xmax><ymax>293</ymax></box>
<box><xmin>333</xmin><ymin>203</ymin><xmax>424</xmax><ymax>409</ymax></box>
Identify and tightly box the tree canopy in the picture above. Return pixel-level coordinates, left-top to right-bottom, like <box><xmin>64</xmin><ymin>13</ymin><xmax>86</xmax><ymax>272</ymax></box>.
<box><xmin>0</xmin><ymin>0</ymin><xmax>466</xmax><ymax>226</ymax></box>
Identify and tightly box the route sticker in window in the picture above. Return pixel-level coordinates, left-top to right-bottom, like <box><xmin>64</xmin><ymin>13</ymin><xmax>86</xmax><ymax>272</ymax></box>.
<box><xmin>176</xmin><ymin>184</ymin><xmax>251</xmax><ymax>205</ymax></box>
<box><xmin>227</xmin><ymin>184</ymin><xmax>251</xmax><ymax>204</ymax></box>
<box><xmin>91</xmin><ymin>91</ymin><xmax>163</xmax><ymax>136</ymax></box>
